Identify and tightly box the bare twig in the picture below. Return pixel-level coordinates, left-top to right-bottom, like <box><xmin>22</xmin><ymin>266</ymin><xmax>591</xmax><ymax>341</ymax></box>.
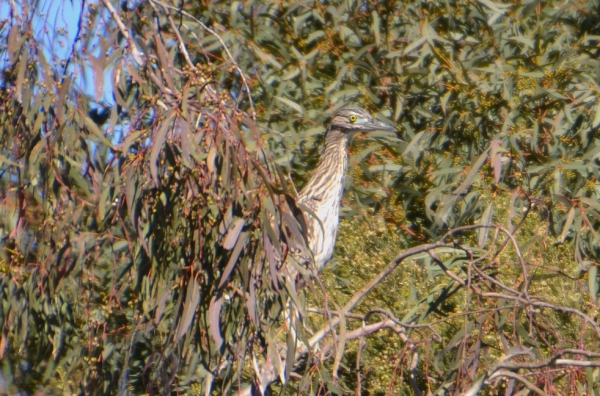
<box><xmin>150</xmin><ymin>0</ymin><xmax>196</xmax><ymax>72</ymax></box>
<box><xmin>100</xmin><ymin>0</ymin><xmax>145</xmax><ymax>66</ymax></box>
<box><xmin>355</xmin><ymin>320</ymin><xmax>366</xmax><ymax>396</ymax></box>
<box><xmin>343</xmin><ymin>241</ymin><xmax>455</xmax><ymax>316</ymax></box>
<box><xmin>494</xmin><ymin>357</ymin><xmax>600</xmax><ymax>371</ymax></box>
<box><xmin>149</xmin><ymin>0</ymin><xmax>256</xmax><ymax>120</ymax></box>
<box><xmin>467</xmin><ymin>348</ymin><xmax>600</xmax><ymax>395</ymax></box>
<box><xmin>305</xmin><ymin>241</ymin><xmax>456</xmax><ymax>353</ymax></box>
<box><xmin>488</xmin><ymin>189</ymin><xmax>532</xmax><ymax>267</ymax></box>
<box><xmin>425</xmin><ymin>234</ymin><xmax>600</xmax><ymax>339</ymax></box>
<box><xmin>480</xmin><ymin>293</ymin><xmax>600</xmax><ymax>339</ymax></box>
<box><xmin>497</xmin><ymin>225</ymin><xmax>530</xmax><ymax>294</ymax></box>
<box><xmin>247</xmin><ymin>222</ymin><xmax>600</xmax><ymax>394</ymax></box>
<box><xmin>237</xmin><ymin>319</ymin><xmax>403</xmax><ymax>396</ymax></box>
<box><xmin>60</xmin><ymin>0</ymin><xmax>86</xmax><ymax>84</ymax></box>
<box><xmin>330</xmin><ymin>303</ymin><xmax>345</xmax><ymax>383</ymax></box>
<box><xmin>309</xmin><ymin>305</ymin><xmax>519</xmax><ymax>333</ymax></box>
<box><xmin>307</xmin><ymin>224</ymin><xmax>540</xmax><ymax>357</ymax></box>
<box><xmin>364</xmin><ymin>307</ymin><xmax>441</xmax><ymax>342</ymax></box>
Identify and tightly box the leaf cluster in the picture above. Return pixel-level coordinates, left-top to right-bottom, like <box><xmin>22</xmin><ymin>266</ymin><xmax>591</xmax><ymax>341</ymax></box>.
<box><xmin>2</xmin><ymin>0</ymin><xmax>600</xmax><ymax>394</ymax></box>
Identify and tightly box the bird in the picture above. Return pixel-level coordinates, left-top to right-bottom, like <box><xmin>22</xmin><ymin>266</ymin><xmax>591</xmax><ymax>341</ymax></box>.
<box><xmin>294</xmin><ymin>107</ymin><xmax>397</xmax><ymax>273</ymax></box>
<box><xmin>244</xmin><ymin>108</ymin><xmax>397</xmax><ymax>396</ymax></box>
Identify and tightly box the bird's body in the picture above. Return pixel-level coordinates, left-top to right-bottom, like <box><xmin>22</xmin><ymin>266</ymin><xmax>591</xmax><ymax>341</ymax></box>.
<box><xmin>296</xmin><ymin>107</ymin><xmax>396</xmax><ymax>272</ymax></box>
<box><xmin>266</xmin><ymin>108</ymin><xmax>396</xmax><ymax>392</ymax></box>
<box><xmin>298</xmin><ymin>130</ymin><xmax>348</xmax><ymax>270</ymax></box>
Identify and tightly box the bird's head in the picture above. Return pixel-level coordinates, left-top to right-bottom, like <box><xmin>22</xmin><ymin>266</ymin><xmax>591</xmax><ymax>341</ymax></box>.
<box><xmin>328</xmin><ymin>107</ymin><xmax>397</xmax><ymax>135</ymax></box>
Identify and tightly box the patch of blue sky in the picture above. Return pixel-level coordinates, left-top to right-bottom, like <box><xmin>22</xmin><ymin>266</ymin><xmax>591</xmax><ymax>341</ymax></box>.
<box><xmin>2</xmin><ymin>0</ymin><xmax>136</xmax><ymax>190</ymax></box>
<box><xmin>1</xmin><ymin>1</ymin><xmax>115</xmax><ymax>107</ymax></box>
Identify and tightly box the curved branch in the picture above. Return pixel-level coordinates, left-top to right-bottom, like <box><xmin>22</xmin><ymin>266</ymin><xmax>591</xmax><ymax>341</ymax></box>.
<box><xmin>238</xmin><ymin>318</ymin><xmax>404</xmax><ymax>396</ymax></box>
<box><xmin>468</xmin><ymin>349</ymin><xmax>600</xmax><ymax>395</ymax></box>
<box><xmin>488</xmin><ymin>370</ymin><xmax>546</xmax><ymax>396</ymax></box>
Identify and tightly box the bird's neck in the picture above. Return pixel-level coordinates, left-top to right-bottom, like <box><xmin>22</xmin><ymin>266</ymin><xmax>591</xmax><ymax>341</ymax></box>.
<box><xmin>301</xmin><ymin>130</ymin><xmax>350</xmax><ymax>199</ymax></box>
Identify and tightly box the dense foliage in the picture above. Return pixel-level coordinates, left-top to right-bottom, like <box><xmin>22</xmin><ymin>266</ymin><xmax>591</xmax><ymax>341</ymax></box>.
<box><xmin>2</xmin><ymin>0</ymin><xmax>600</xmax><ymax>394</ymax></box>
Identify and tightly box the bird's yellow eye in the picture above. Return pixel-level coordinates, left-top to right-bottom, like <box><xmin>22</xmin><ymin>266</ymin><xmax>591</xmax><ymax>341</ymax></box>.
<box><xmin>349</xmin><ymin>114</ymin><xmax>358</xmax><ymax>123</ymax></box>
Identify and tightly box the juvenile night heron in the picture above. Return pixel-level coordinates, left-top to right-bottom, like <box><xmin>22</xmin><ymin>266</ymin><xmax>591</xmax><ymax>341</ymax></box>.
<box><xmin>245</xmin><ymin>108</ymin><xmax>397</xmax><ymax>396</ymax></box>
<box><xmin>295</xmin><ymin>107</ymin><xmax>397</xmax><ymax>273</ymax></box>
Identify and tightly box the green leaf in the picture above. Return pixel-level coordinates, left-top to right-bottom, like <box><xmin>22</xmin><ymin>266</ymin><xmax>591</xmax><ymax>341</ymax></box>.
<box><xmin>223</xmin><ymin>217</ymin><xmax>245</xmax><ymax>250</ymax></box>
<box><xmin>149</xmin><ymin>111</ymin><xmax>174</xmax><ymax>186</ymax></box>
<box><xmin>175</xmin><ymin>278</ymin><xmax>201</xmax><ymax>342</ymax></box>
<box><xmin>559</xmin><ymin>206</ymin><xmax>575</xmax><ymax>243</ymax></box>
<box><xmin>477</xmin><ymin>203</ymin><xmax>494</xmax><ymax>248</ymax></box>
<box><xmin>84</xmin><ymin>116</ymin><xmax>116</xmax><ymax>149</ymax></box>
<box><xmin>274</xmin><ymin>96</ymin><xmax>303</xmax><ymax>113</ymax></box>
<box><xmin>218</xmin><ymin>231</ymin><xmax>248</xmax><ymax>289</ymax></box>
<box><xmin>208</xmin><ymin>295</ymin><xmax>224</xmax><ymax>348</ymax></box>
<box><xmin>589</xmin><ymin>266</ymin><xmax>598</xmax><ymax>302</ymax></box>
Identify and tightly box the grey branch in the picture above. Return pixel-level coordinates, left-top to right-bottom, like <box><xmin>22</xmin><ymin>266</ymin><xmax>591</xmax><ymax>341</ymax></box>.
<box><xmin>101</xmin><ymin>0</ymin><xmax>145</xmax><ymax>66</ymax></box>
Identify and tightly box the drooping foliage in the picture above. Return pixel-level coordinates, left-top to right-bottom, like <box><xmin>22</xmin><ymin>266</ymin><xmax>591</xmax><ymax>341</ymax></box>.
<box><xmin>2</xmin><ymin>0</ymin><xmax>600</xmax><ymax>394</ymax></box>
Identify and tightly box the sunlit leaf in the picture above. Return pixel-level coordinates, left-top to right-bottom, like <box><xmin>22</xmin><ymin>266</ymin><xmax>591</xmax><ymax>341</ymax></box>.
<box><xmin>175</xmin><ymin>278</ymin><xmax>201</xmax><ymax>342</ymax></box>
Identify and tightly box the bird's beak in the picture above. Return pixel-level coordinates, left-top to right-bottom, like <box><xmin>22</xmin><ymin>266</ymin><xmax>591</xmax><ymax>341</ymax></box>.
<box><xmin>367</xmin><ymin>119</ymin><xmax>397</xmax><ymax>133</ymax></box>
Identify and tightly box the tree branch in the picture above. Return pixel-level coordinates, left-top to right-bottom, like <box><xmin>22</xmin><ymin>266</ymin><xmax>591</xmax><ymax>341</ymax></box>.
<box><xmin>488</xmin><ymin>370</ymin><xmax>546</xmax><ymax>396</ymax></box>
<box><xmin>100</xmin><ymin>0</ymin><xmax>145</xmax><ymax>66</ymax></box>
<box><xmin>149</xmin><ymin>0</ymin><xmax>256</xmax><ymax>120</ymax></box>
<box><xmin>238</xmin><ymin>319</ymin><xmax>404</xmax><ymax>396</ymax></box>
<box><xmin>467</xmin><ymin>349</ymin><xmax>600</xmax><ymax>395</ymax></box>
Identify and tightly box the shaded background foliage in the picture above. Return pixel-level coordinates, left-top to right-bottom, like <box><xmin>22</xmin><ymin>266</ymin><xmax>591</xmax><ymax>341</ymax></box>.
<box><xmin>2</xmin><ymin>0</ymin><xmax>600</xmax><ymax>394</ymax></box>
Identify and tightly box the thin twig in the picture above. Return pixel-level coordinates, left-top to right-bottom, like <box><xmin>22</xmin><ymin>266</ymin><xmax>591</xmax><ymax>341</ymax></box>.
<box><xmin>149</xmin><ymin>0</ymin><xmax>256</xmax><ymax>120</ymax></box>
<box><xmin>497</xmin><ymin>225</ymin><xmax>530</xmax><ymax>294</ymax></box>
<box><xmin>101</xmin><ymin>0</ymin><xmax>145</xmax><ymax>66</ymax></box>
<box><xmin>486</xmin><ymin>188</ymin><xmax>532</xmax><ymax>270</ymax></box>
<box><xmin>425</xmin><ymin>237</ymin><xmax>600</xmax><ymax>339</ymax></box>
<box><xmin>237</xmin><ymin>319</ymin><xmax>402</xmax><ymax>396</ymax></box>
<box><xmin>308</xmin><ymin>305</ymin><xmax>518</xmax><ymax>334</ymax></box>
<box><xmin>60</xmin><ymin>0</ymin><xmax>86</xmax><ymax>84</ymax></box>
<box><xmin>467</xmin><ymin>348</ymin><xmax>600</xmax><ymax>395</ymax></box>
<box><xmin>150</xmin><ymin>0</ymin><xmax>197</xmax><ymax>72</ymax></box>
<box><xmin>355</xmin><ymin>320</ymin><xmax>366</xmax><ymax>396</ymax></box>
